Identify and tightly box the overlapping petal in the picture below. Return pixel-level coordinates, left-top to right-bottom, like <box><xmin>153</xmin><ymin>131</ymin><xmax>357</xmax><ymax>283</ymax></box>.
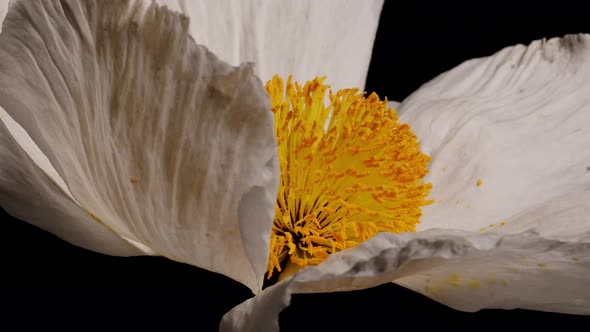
<box><xmin>221</xmin><ymin>34</ymin><xmax>590</xmax><ymax>330</ymax></box>
<box><xmin>2</xmin><ymin>1</ymin><xmax>587</xmax><ymax>330</ymax></box>
<box><xmin>155</xmin><ymin>0</ymin><xmax>384</xmax><ymax>91</ymax></box>
<box><xmin>221</xmin><ymin>228</ymin><xmax>590</xmax><ymax>331</ymax></box>
<box><xmin>0</xmin><ymin>0</ymin><xmax>278</xmax><ymax>293</ymax></box>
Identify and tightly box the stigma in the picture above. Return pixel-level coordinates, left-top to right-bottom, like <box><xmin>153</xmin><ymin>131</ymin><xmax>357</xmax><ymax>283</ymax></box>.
<box><xmin>265</xmin><ymin>76</ymin><xmax>432</xmax><ymax>280</ymax></box>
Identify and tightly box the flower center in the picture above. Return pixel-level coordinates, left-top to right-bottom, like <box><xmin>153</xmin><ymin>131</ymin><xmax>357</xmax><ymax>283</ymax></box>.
<box><xmin>265</xmin><ymin>76</ymin><xmax>432</xmax><ymax>280</ymax></box>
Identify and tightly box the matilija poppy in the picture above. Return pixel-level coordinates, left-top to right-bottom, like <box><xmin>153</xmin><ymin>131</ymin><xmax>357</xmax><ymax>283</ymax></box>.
<box><xmin>0</xmin><ymin>1</ymin><xmax>588</xmax><ymax>332</ymax></box>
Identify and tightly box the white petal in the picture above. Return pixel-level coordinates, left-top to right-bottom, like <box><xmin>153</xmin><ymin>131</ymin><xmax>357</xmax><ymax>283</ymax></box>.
<box><xmin>221</xmin><ymin>228</ymin><xmax>590</xmax><ymax>331</ymax></box>
<box><xmin>156</xmin><ymin>0</ymin><xmax>384</xmax><ymax>91</ymax></box>
<box><xmin>396</xmin><ymin>198</ymin><xmax>590</xmax><ymax>314</ymax></box>
<box><xmin>0</xmin><ymin>106</ymin><xmax>143</xmax><ymax>256</ymax></box>
<box><xmin>0</xmin><ymin>0</ymin><xmax>278</xmax><ymax>293</ymax></box>
<box><xmin>0</xmin><ymin>1</ymin><xmax>8</xmax><ymax>32</ymax></box>
<box><xmin>387</xmin><ymin>100</ymin><xmax>400</xmax><ymax>110</ymax></box>
<box><xmin>397</xmin><ymin>34</ymin><xmax>590</xmax><ymax>234</ymax></box>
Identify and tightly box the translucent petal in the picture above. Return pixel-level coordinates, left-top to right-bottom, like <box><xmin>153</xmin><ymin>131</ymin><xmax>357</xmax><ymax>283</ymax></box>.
<box><xmin>0</xmin><ymin>0</ymin><xmax>278</xmax><ymax>293</ymax></box>
<box><xmin>397</xmin><ymin>34</ymin><xmax>590</xmax><ymax>233</ymax></box>
<box><xmin>221</xmin><ymin>227</ymin><xmax>590</xmax><ymax>331</ymax></box>
<box><xmin>0</xmin><ymin>106</ymin><xmax>143</xmax><ymax>256</ymax></box>
<box><xmin>156</xmin><ymin>0</ymin><xmax>384</xmax><ymax>91</ymax></box>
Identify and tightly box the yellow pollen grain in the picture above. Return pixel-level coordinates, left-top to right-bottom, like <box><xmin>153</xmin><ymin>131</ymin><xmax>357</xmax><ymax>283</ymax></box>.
<box><xmin>538</xmin><ymin>263</ymin><xmax>546</xmax><ymax>267</ymax></box>
<box><xmin>476</xmin><ymin>179</ymin><xmax>483</xmax><ymax>187</ymax></box>
<box><xmin>448</xmin><ymin>273</ymin><xmax>460</xmax><ymax>287</ymax></box>
<box><xmin>265</xmin><ymin>76</ymin><xmax>432</xmax><ymax>279</ymax></box>
<box><xmin>130</xmin><ymin>176</ymin><xmax>140</xmax><ymax>183</ymax></box>
<box><xmin>468</xmin><ymin>281</ymin><xmax>481</xmax><ymax>289</ymax></box>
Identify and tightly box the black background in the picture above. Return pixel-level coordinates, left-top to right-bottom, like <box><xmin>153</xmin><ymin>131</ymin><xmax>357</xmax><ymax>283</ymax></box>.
<box><xmin>2</xmin><ymin>2</ymin><xmax>590</xmax><ymax>331</ymax></box>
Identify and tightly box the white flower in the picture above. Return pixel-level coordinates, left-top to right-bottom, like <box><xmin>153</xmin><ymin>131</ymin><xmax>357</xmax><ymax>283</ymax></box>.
<box><xmin>0</xmin><ymin>0</ymin><xmax>380</xmax><ymax>294</ymax></box>
<box><xmin>222</xmin><ymin>30</ymin><xmax>590</xmax><ymax>329</ymax></box>
<box><xmin>0</xmin><ymin>1</ymin><xmax>588</xmax><ymax>332</ymax></box>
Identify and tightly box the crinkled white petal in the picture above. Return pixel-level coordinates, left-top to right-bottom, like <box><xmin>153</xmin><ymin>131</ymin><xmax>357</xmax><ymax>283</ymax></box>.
<box><xmin>156</xmin><ymin>0</ymin><xmax>384</xmax><ymax>91</ymax></box>
<box><xmin>221</xmin><ymin>227</ymin><xmax>590</xmax><ymax>331</ymax></box>
<box><xmin>397</xmin><ymin>34</ymin><xmax>590</xmax><ymax>234</ymax></box>
<box><xmin>0</xmin><ymin>0</ymin><xmax>279</xmax><ymax>293</ymax></box>
<box><xmin>0</xmin><ymin>106</ymin><xmax>143</xmax><ymax>256</ymax></box>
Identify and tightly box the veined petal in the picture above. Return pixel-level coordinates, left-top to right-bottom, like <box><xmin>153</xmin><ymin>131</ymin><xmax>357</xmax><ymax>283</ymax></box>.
<box><xmin>0</xmin><ymin>106</ymin><xmax>143</xmax><ymax>256</ymax></box>
<box><xmin>221</xmin><ymin>227</ymin><xmax>590</xmax><ymax>331</ymax></box>
<box><xmin>0</xmin><ymin>0</ymin><xmax>278</xmax><ymax>293</ymax></box>
<box><xmin>397</xmin><ymin>34</ymin><xmax>590</xmax><ymax>234</ymax></box>
<box><xmin>155</xmin><ymin>0</ymin><xmax>384</xmax><ymax>91</ymax></box>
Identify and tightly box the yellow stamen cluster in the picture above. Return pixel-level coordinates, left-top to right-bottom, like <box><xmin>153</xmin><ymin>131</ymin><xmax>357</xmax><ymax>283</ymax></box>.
<box><xmin>265</xmin><ymin>76</ymin><xmax>432</xmax><ymax>279</ymax></box>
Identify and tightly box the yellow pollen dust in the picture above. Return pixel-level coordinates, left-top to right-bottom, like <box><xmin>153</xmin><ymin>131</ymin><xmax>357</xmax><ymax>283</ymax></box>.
<box><xmin>265</xmin><ymin>76</ymin><xmax>433</xmax><ymax>279</ymax></box>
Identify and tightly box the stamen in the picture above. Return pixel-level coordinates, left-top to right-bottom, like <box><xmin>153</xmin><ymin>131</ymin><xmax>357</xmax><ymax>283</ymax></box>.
<box><xmin>266</xmin><ymin>76</ymin><xmax>432</xmax><ymax>280</ymax></box>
